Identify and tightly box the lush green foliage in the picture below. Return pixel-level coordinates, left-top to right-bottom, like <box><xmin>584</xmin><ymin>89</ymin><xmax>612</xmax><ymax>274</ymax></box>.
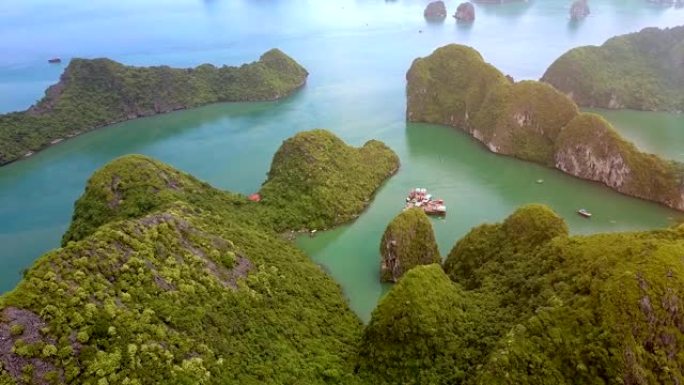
<box><xmin>63</xmin><ymin>130</ymin><xmax>400</xmax><ymax>244</ymax></box>
<box><xmin>256</xmin><ymin>129</ymin><xmax>399</xmax><ymax>231</ymax></box>
<box><xmin>356</xmin><ymin>265</ymin><xmax>490</xmax><ymax>384</ymax></box>
<box><xmin>0</xmin><ymin>49</ymin><xmax>308</xmax><ymax>165</ymax></box>
<box><xmin>443</xmin><ymin>206</ymin><xmax>684</xmax><ymax>385</ymax></box>
<box><xmin>2</xmin><ymin>204</ymin><xmax>362</xmax><ymax>385</ymax></box>
<box><xmin>406</xmin><ymin>45</ymin><xmax>578</xmax><ymax>165</ymax></box>
<box><xmin>4</xmin><ymin>130</ymin><xmax>399</xmax><ymax>384</ymax></box>
<box><xmin>542</xmin><ymin>26</ymin><xmax>684</xmax><ymax>111</ymax></box>
<box><xmin>379</xmin><ymin>208</ymin><xmax>440</xmax><ymax>282</ymax></box>
<box><xmin>363</xmin><ymin>204</ymin><xmax>684</xmax><ymax>384</ymax></box>
<box><xmin>5</xmin><ymin>127</ymin><xmax>684</xmax><ymax>384</ymax></box>
<box><xmin>406</xmin><ymin>44</ymin><xmax>684</xmax><ymax>210</ymax></box>
<box><xmin>444</xmin><ymin>204</ymin><xmax>568</xmax><ymax>291</ymax></box>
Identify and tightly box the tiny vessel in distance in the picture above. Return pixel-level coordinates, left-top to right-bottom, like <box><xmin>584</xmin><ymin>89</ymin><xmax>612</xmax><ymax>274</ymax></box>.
<box><xmin>405</xmin><ymin>188</ymin><xmax>446</xmax><ymax>216</ymax></box>
<box><xmin>577</xmin><ymin>208</ymin><xmax>592</xmax><ymax>218</ymax></box>
<box><xmin>48</xmin><ymin>57</ymin><xmax>62</xmax><ymax>64</ymax></box>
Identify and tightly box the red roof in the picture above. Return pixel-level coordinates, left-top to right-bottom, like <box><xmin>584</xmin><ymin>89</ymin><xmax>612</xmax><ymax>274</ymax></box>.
<box><xmin>248</xmin><ymin>193</ymin><xmax>261</xmax><ymax>202</ymax></box>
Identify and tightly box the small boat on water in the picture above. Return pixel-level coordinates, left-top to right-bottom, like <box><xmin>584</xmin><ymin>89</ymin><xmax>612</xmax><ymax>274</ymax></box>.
<box><xmin>405</xmin><ymin>188</ymin><xmax>446</xmax><ymax>216</ymax></box>
<box><xmin>48</xmin><ymin>58</ymin><xmax>62</xmax><ymax>64</ymax></box>
<box><xmin>577</xmin><ymin>208</ymin><xmax>592</xmax><ymax>218</ymax></box>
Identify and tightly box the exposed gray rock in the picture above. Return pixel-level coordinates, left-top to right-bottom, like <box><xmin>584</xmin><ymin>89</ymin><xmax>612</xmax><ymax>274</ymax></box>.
<box><xmin>570</xmin><ymin>0</ymin><xmax>590</xmax><ymax>20</ymax></box>
<box><xmin>454</xmin><ymin>2</ymin><xmax>476</xmax><ymax>22</ymax></box>
<box><xmin>424</xmin><ymin>1</ymin><xmax>447</xmax><ymax>20</ymax></box>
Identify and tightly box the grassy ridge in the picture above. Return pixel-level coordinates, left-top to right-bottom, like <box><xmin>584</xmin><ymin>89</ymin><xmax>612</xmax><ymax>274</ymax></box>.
<box><xmin>0</xmin><ymin>49</ymin><xmax>308</xmax><ymax>166</ymax></box>
<box><xmin>541</xmin><ymin>26</ymin><xmax>684</xmax><ymax>111</ymax></box>
<box><xmin>406</xmin><ymin>44</ymin><xmax>684</xmax><ymax>210</ymax></box>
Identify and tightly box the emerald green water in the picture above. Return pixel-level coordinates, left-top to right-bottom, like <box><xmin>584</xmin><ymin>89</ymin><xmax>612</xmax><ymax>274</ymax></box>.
<box><xmin>1</xmin><ymin>0</ymin><xmax>682</xmax><ymax>320</ymax></box>
<box><xmin>587</xmin><ymin>109</ymin><xmax>684</xmax><ymax>162</ymax></box>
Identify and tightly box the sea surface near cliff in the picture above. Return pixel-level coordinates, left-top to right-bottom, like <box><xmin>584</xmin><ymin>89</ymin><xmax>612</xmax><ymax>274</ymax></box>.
<box><xmin>0</xmin><ymin>0</ymin><xmax>682</xmax><ymax>320</ymax></box>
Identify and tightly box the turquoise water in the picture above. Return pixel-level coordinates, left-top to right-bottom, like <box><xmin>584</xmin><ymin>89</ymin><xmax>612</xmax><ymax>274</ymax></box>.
<box><xmin>0</xmin><ymin>0</ymin><xmax>682</xmax><ymax>320</ymax></box>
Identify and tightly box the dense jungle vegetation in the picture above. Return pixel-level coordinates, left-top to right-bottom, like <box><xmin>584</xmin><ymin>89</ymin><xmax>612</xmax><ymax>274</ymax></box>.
<box><xmin>542</xmin><ymin>26</ymin><xmax>684</xmax><ymax>111</ymax></box>
<box><xmin>2</xmin><ymin>127</ymin><xmax>684</xmax><ymax>383</ymax></box>
<box><xmin>0</xmin><ymin>49</ymin><xmax>308</xmax><ymax>166</ymax></box>
<box><xmin>378</xmin><ymin>207</ymin><xmax>440</xmax><ymax>282</ymax></box>
<box><xmin>406</xmin><ymin>44</ymin><xmax>684</xmax><ymax>211</ymax></box>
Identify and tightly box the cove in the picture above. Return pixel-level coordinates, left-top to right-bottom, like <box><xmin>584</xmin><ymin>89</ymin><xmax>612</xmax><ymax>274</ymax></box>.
<box><xmin>296</xmin><ymin>120</ymin><xmax>684</xmax><ymax>321</ymax></box>
<box><xmin>0</xmin><ymin>0</ymin><xmax>682</xmax><ymax>321</ymax></box>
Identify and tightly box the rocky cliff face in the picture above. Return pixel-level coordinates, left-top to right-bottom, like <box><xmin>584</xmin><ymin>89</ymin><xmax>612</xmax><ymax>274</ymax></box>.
<box><xmin>407</xmin><ymin>44</ymin><xmax>684</xmax><ymax>211</ymax></box>
<box><xmin>569</xmin><ymin>0</ymin><xmax>590</xmax><ymax>20</ymax></box>
<box><xmin>424</xmin><ymin>1</ymin><xmax>447</xmax><ymax>20</ymax></box>
<box><xmin>454</xmin><ymin>2</ymin><xmax>475</xmax><ymax>22</ymax></box>
<box><xmin>379</xmin><ymin>208</ymin><xmax>440</xmax><ymax>282</ymax></box>
<box><xmin>555</xmin><ymin>114</ymin><xmax>684</xmax><ymax>211</ymax></box>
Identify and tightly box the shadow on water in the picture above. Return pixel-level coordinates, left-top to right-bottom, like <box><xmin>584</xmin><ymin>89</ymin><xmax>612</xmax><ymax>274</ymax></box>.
<box><xmin>566</xmin><ymin>18</ymin><xmax>585</xmax><ymax>34</ymax></box>
<box><xmin>425</xmin><ymin>18</ymin><xmax>447</xmax><ymax>26</ymax></box>
<box><xmin>454</xmin><ymin>19</ymin><xmax>475</xmax><ymax>32</ymax></box>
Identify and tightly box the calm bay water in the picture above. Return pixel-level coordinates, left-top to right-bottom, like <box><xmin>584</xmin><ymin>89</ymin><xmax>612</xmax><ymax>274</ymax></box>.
<box><xmin>0</xmin><ymin>0</ymin><xmax>682</xmax><ymax>320</ymax></box>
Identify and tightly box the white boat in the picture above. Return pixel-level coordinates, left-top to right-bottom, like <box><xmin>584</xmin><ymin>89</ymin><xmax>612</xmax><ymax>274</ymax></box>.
<box><xmin>577</xmin><ymin>208</ymin><xmax>592</xmax><ymax>218</ymax></box>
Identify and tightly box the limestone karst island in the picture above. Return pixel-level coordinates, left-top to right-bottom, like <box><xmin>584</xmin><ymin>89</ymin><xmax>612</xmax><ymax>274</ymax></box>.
<box><xmin>0</xmin><ymin>1</ymin><xmax>683</xmax><ymax>384</ymax></box>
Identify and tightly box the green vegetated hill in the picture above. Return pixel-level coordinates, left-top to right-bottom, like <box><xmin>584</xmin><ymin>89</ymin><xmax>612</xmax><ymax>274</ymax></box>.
<box><xmin>1</xmin><ymin>129</ymin><xmax>397</xmax><ymax>385</ymax></box>
<box><xmin>360</xmin><ymin>204</ymin><xmax>684</xmax><ymax>384</ymax></box>
<box><xmin>63</xmin><ymin>129</ymin><xmax>399</xmax><ymax>244</ymax></box>
<box><xmin>542</xmin><ymin>26</ymin><xmax>684</xmax><ymax>111</ymax></box>
<box><xmin>0</xmin><ymin>49</ymin><xmax>308</xmax><ymax>166</ymax></box>
<box><xmin>3</xmin><ymin>126</ymin><xmax>684</xmax><ymax>383</ymax></box>
<box><xmin>379</xmin><ymin>208</ymin><xmax>440</xmax><ymax>282</ymax></box>
<box><xmin>406</xmin><ymin>44</ymin><xmax>684</xmax><ymax>210</ymax></box>
<box><xmin>255</xmin><ymin>129</ymin><xmax>399</xmax><ymax>231</ymax></box>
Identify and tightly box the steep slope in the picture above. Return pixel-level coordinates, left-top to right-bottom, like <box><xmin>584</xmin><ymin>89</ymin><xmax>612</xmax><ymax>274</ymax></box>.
<box><xmin>5</xmin><ymin>147</ymin><xmax>684</xmax><ymax>384</ymax></box>
<box><xmin>1</xmin><ymin>205</ymin><xmax>362</xmax><ymax>385</ymax></box>
<box><xmin>406</xmin><ymin>44</ymin><xmax>684</xmax><ymax>210</ymax></box>
<box><xmin>356</xmin><ymin>265</ymin><xmax>488</xmax><ymax>385</ymax></box>
<box><xmin>473</xmin><ymin>227</ymin><xmax>684</xmax><ymax>384</ymax></box>
<box><xmin>555</xmin><ymin>113</ymin><xmax>684</xmax><ymax>210</ymax></box>
<box><xmin>379</xmin><ymin>208</ymin><xmax>440</xmax><ymax>282</ymax></box>
<box><xmin>256</xmin><ymin>129</ymin><xmax>399</xmax><ymax>231</ymax></box>
<box><xmin>4</xmin><ymin>128</ymin><xmax>400</xmax><ymax>384</ymax></box>
<box><xmin>542</xmin><ymin>26</ymin><xmax>684</xmax><ymax>111</ymax></box>
<box><xmin>442</xmin><ymin>205</ymin><xmax>684</xmax><ymax>385</ymax></box>
<box><xmin>62</xmin><ymin>129</ymin><xmax>400</xmax><ymax>244</ymax></box>
<box><xmin>0</xmin><ymin>49</ymin><xmax>308</xmax><ymax>166</ymax></box>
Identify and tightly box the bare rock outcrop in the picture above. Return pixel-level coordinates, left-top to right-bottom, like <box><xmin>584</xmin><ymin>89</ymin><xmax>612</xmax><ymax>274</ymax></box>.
<box><xmin>454</xmin><ymin>2</ymin><xmax>476</xmax><ymax>22</ymax></box>
<box><xmin>380</xmin><ymin>208</ymin><xmax>440</xmax><ymax>283</ymax></box>
<box><xmin>424</xmin><ymin>1</ymin><xmax>447</xmax><ymax>20</ymax></box>
<box><xmin>570</xmin><ymin>0</ymin><xmax>590</xmax><ymax>20</ymax></box>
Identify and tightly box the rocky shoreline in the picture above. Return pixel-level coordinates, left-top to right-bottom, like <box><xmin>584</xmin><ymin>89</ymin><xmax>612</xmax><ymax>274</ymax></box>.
<box><xmin>407</xmin><ymin>44</ymin><xmax>684</xmax><ymax>211</ymax></box>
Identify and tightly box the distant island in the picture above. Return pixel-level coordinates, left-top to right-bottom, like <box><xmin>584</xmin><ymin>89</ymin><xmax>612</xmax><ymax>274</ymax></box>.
<box><xmin>542</xmin><ymin>26</ymin><xmax>684</xmax><ymax>111</ymax></box>
<box><xmin>2</xmin><ymin>127</ymin><xmax>684</xmax><ymax>383</ymax></box>
<box><xmin>406</xmin><ymin>44</ymin><xmax>684</xmax><ymax>211</ymax></box>
<box><xmin>0</xmin><ymin>49</ymin><xmax>308</xmax><ymax>166</ymax></box>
